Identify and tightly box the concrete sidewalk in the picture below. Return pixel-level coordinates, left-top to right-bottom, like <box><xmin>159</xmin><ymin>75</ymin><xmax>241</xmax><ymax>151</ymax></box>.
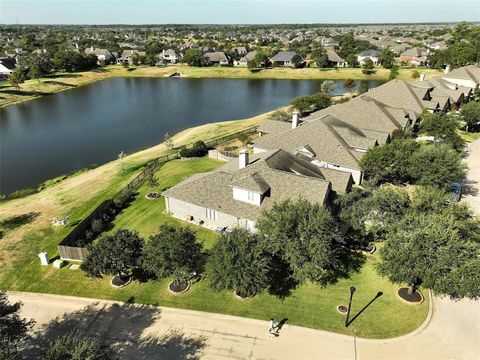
<box><xmin>8</xmin><ymin>291</ymin><xmax>480</xmax><ymax>360</ymax></box>
<box><xmin>463</xmin><ymin>138</ymin><xmax>480</xmax><ymax>215</ymax></box>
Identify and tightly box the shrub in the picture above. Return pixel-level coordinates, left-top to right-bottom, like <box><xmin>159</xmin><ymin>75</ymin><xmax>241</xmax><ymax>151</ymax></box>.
<box><xmin>179</xmin><ymin>141</ymin><xmax>208</xmax><ymax>158</ymax></box>
<box><xmin>91</xmin><ymin>219</ymin><xmax>104</xmax><ymax>233</ymax></box>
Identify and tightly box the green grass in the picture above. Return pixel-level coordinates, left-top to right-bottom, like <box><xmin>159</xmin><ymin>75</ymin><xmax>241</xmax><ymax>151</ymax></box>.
<box><xmin>0</xmin><ymin>157</ymin><xmax>428</xmax><ymax>338</ymax></box>
<box><xmin>459</xmin><ymin>130</ymin><xmax>480</xmax><ymax>143</ymax></box>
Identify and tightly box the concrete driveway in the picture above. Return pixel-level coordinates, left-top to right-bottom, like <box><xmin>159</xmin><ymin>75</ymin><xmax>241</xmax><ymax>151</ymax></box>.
<box><xmin>463</xmin><ymin>138</ymin><xmax>480</xmax><ymax>215</ymax></box>
<box><xmin>8</xmin><ymin>291</ymin><xmax>480</xmax><ymax>360</ymax></box>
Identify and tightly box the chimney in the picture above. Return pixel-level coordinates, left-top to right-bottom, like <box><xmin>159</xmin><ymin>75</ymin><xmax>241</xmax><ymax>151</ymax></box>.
<box><xmin>291</xmin><ymin>112</ymin><xmax>299</xmax><ymax>129</ymax></box>
<box><xmin>419</xmin><ymin>73</ymin><xmax>425</xmax><ymax>81</ymax></box>
<box><xmin>444</xmin><ymin>64</ymin><xmax>450</xmax><ymax>74</ymax></box>
<box><xmin>239</xmin><ymin>149</ymin><xmax>249</xmax><ymax>169</ymax></box>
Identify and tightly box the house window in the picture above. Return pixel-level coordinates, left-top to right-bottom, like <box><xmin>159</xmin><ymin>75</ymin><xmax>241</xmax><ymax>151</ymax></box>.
<box><xmin>206</xmin><ymin>208</ymin><xmax>217</xmax><ymax>221</ymax></box>
<box><xmin>247</xmin><ymin>191</ymin><xmax>255</xmax><ymax>201</ymax></box>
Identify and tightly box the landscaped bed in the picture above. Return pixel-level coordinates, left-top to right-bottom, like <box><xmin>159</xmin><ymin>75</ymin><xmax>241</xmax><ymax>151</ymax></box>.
<box><xmin>0</xmin><ymin>157</ymin><xmax>429</xmax><ymax>339</ymax></box>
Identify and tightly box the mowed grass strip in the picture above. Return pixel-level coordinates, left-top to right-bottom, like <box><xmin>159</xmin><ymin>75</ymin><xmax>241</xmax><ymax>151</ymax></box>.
<box><xmin>0</xmin><ymin>158</ymin><xmax>428</xmax><ymax>338</ymax></box>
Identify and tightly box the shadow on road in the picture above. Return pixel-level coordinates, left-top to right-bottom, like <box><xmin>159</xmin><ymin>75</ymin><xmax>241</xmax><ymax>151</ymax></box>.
<box><xmin>24</xmin><ymin>302</ymin><xmax>207</xmax><ymax>359</ymax></box>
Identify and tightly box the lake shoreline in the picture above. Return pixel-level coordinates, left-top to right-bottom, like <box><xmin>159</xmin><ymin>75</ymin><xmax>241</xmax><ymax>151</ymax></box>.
<box><xmin>0</xmin><ymin>65</ymin><xmax>442</xmax><ymax>109</ymax></box>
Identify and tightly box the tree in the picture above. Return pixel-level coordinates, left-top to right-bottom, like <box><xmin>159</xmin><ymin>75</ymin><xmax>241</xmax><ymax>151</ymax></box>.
<box><xmin>0</xmin><ymin>291</ymin><xmax>34</xmax><ymax>359</ymax></box>
<box><xmin>28</xmin><ymin>64</ymin><xmax>43</xmax><ymax>82</ymax></box>
<box><xmin>378</xmin><ymin>212</ymin><xmax>480</xmax><ymax>298</ymax></box>
<box><xmin>8</xmin><ymin>70</ymin><xmax>23</xmax><ymax>92</ymax></box>
<box><xmin>360</xmin><ymin>139</ymin><xmax>419</xmax><ymax>184</ymax></box>
<box><xmin>320</xmin><ymin>80</ymin><xmax>336</xmax><ymax>95</ymax></box>
<box><xmin>311</xmin><ymin>47</ymin><xmax>328</xmax><ymax>68</ymax></box>
<box><xmin>41</xmin><ymin>330</ymin><xmax>115</xmax><ymax>360</ymax></box>
<box><xmin>291</xmin><ymin>54</ymin><xmax>304</xmax><ymax>68</ymax></box>
<box><xmin>253</xmin><ymin>50</ymin><xmax>270</xmax><ymax>68</ymax></box>
<box><xmin>182</xmin><ymin>49</ymin><xmax>203</xmax><ymax>67</ymax></box>
<box><xmin>143</xmin><ymin>225</ymin><xmax>202</xmax><ymax>288</ymax></box>
<box><xmin>411</xmin><ymin>70</ymin><xmax>420</xmax><ymax>79</ymax></box>
<box><xmin>388</xmin><ymin>65</ymin><xmax>400</xmax><ymax>80</ymax></box>
<box><xmin>179</xmin><ymin>140</ymin><xmax>208</xmax><ymax>158</ymax></box>
<box><xmin>206</xmin><ymin>228</ymin><xmax>270</xmax><ymax>298</ymax></box>
<box><xmin>117</xmin><ymin>151</ymin><xmax>126</xmax><ymax>173</ymax></box>
<box><xmin>146</xmin><ymin>172</ymin><xmax>158</xmax><ymax>188</ymax></box>
<box><xmin>163</xmin><ymin>132</ymin><xmax>175</xmax><ymax>151</ymax></box>
<box><xmin>257</xmin><ymin>199</ymin><xmax>344</xmax><ymax>283</ymax></box>
<box><xmin>337</xmin><ymin>187</ymin><xmax>409</xmax><ymax>240</ymax></box>
<box><xmin>460</xmin><ymin>101</ymin><xmax>480</xmax><ymax>131</ymax></box>
<box><xmin>419</xmin><ymin>112</ymin><xmax>464</xmax><ymax>150</ymax></box>
<box><xmin>291</xmin><ymin>92</ymin><xmax>331</xmax><ymax>115</ymax></box>
<box><xmin>361</xmin><ymin>58</ymin><xmax>375</xmax><ymax>74</ymax></box>
<box><xmin>379</xmin><ymin>48</ymin><xmax>396</xmax><ymax>69</ymax></box>
<box><xmin>409</xmin><ymin>143</ymin><xmax>466</xmax><ymax>190</ymax></box>
<box><xmin>81</xmin><ymin>229</ymin><xmax>144</xmax><ymax>279</ymax></box>
<box><xmin>267</xmin><ymin>108</ymin><xmax>292</xmax><ymax>122</ymax></box>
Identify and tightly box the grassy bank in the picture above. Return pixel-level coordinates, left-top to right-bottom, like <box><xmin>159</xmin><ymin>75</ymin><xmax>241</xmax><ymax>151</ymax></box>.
<box><xmin>0</xmin><ymin>65</ymin><xmax>443</xmax><ymax>108</ymax></box>
<box><xmin>0</xmin><ymin>156</ymin><xmax>429</xmax><ymax>339</ymax></box>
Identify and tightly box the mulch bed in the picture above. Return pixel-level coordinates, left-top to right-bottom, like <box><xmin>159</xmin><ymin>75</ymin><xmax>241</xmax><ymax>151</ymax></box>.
<box><xmin>397</xmin><ymin>287</ymin><xmax>424</xmax><ymax>304</ymax></box>
<box><xmin>168</xmin><ymin>280</ymin><xmax>191</xmax><ymax>295</ymax></box>
<box><xmin>235</xmin><ymin>291</ymin><xmax>254</xmax><ymax>301</ymax></box>
<box><xmin>337</xmin><ymin>305</ymin><xmax>348</xmax><ymax>314</ymax></box>
<box><xmin>145</xmin><ymin>192</ymin><xmax>161</xmax><ymax>200</ymax></box>
<box><xmin>111</xmin><ymin>275</ymin><xmax>131</xmax><ymax>288</ymax></box>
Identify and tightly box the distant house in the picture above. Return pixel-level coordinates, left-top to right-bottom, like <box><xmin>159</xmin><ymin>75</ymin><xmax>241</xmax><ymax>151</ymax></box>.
<box><xmin>116</xmin><ymin>50</ymin><xmax>146</xmax><ymax>65</ymax></box>
<box><xmin>160</xmin><ymin>49</ymin><xmax>181</xmax><ymax>64</ymax></box>
<box><xmin>232</xmin><ymin>46</ymin><xmax>248</xmax><ymax>56</ymax></box>
<box><xmin>399</xmin><ymin>47</ymin><xmax>429</xmax><ymax>66</ymax></box>
<box><xmin>322</xmin><ymin>38</ymin><xmax>339</xmax><ymax>49</ymax></box>
<box><xmin>203</xmin><ymin>51</ymin><xmax>230</xmax><ymax>66</ymax></box>
<box><xmin>326</xmin><ymin>49</ymin><xmax>347</xmax><ymax>67</ymax></box>
<box><xmin>357</xmin><ymin>49</ymin><xmax>380</xmax><ymax>65</ymax></box>
<box><xmin>84</xmin><ymin>47</ymin><xmax>113</xmax><ymax>63</ymax></box>
<box><xmin>235</xmin><ymin>50</ymin><xmax>257</xmax><ymax>66</ymax></box>
<box><xmin>0</xmin><ymin>57</ymin><xmax>16</xmax><ymax>76</ymax></box>
<box><xmin>163</xmin><ymin>149</ymin><xmax>348</xmax><ymax>232</ymax></box>
<box><xmin>271</xmin><ymin>51</ymin><xmax>302</xmax><ymax>68</ymax></box>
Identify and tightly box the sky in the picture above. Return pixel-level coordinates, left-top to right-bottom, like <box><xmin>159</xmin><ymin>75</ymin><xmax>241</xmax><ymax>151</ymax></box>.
<box><xmin>1</xmin><ymin>0</ymin><xmax>479</xmax><ymax>25</ymax></box>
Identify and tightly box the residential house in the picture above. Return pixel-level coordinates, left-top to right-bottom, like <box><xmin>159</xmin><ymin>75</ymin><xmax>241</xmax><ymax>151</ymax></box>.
<box><xmin>163</xmin><ymin>149</ymin><xmax>351</xmax><ymax>232</ymax></box>
<box><xmin>116</xmin><ymin>49</ymin><xmax>146</xmax><ymax>65</ymax></box>
<box><xmin>235</xmin><ymin>50</ymin><xmax>257</xmax><ymax>66</ymax></box>
<box><xmin>232</xmin><ymin>46</ymin><xmax>248</xmax><ymax>56</ymax></box>
<box><xmin>160</xmin><ymin>49</ymin><xmax>181</xmax><ymax>64</ymax></box>
<box><xmin>271</xmin><ymin>51</ymin><xmax>302</xmax><ymax>68</ymax></box>
<box><xmin>203</xmin><ymin>51</ymin><xmax>230</xmax><ymax>66</ymax></box>
<box><xmin>84</xmin><ymin>47</ymin><xmax>113</xmax><ymax>64</ymax></box>
<box><xmin>414</xmin><ymin>75</ymin><xmax>472</xmax><ymax>108</ymax></box>
<box><xmin>253</xmin><ymin>115</ymin><xmax>378</xmax><ymax>184</ymax></box>
<box><xmin>399</xmin><ymin>47</ymin><xmax>429</xmax><ymax>66</ymax></box>
<box><xmin>442</xmin><ymin>65</ymin><xmax>480</xmax><ymax>90</ymax></box>
<box><xmin>326</xmin><ymin>49</ymin><xmax>348</xmax><ymax>67</ymax></box>
<box><xmin>357</xmin><ymin>49</ymin><xmax>380</xmax><ymax>65</ymax></box>
<box><xmin>0</xmin><ymin>57</ymin><xmax>16</xmax><ymax>76</ymax></box>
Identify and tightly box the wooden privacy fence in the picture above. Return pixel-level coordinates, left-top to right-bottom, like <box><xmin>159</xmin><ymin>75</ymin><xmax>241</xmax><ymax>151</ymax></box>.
<box><xmin>57</xmin><ymin>125</ymin><xmax>259</xmax><ymax>261</ymax></box>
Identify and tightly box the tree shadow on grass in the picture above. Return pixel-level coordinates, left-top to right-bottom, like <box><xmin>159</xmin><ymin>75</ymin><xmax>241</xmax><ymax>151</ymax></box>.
<box><xmin>316</xmin><ymin>248</ymin><xmax>367</xmax><ymax>287</ymax></box>
<box><xmin>267</xmin><ymin>256</ymin><xmax>298</xmax><ymax>299</ymax></box>
<box><xmin>24</xmin><ymin>302</ymin><xmax>207</xmax><ymax>359</ymax></box>
<box><xmin>0</xmin><ymin>212</ymin><xmax>40</xmax><ymax>230</ymax></box>
<box><xmin>43</xmin><ymin>80</ymin><xmax>78</xmax><ymax>87</ymax></box>
<box><xmin>45</xmin><ymin>73</ymin><xmax>83</xmax><ymax>79</ymax></box>
<box><xmin>0</xmin><ymin>89</ymin><xmax>50</xmax><ymax>97</ymax></box>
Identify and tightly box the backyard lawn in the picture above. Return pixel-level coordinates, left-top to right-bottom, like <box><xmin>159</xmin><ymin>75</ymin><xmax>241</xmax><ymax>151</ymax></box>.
<box><xmin>0</xmin><ymin>157</ymin><xmax>429</xmax><ymax>338</ymax></box>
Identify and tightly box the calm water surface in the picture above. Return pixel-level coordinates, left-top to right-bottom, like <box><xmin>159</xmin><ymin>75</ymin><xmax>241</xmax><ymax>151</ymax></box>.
<box><xmin>0</xmin><ymin>77</ymin><xmax>382</xmax><ymax>194</ymax></box>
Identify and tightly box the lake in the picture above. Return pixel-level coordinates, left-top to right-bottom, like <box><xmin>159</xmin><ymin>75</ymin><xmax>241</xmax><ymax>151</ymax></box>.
<box><xmin>0</xmin><ymin>77</ymin><xmax>382</xmax><ymax>195</ymax></box>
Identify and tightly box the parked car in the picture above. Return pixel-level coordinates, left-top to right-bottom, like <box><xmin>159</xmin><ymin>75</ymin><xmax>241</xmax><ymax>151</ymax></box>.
<box><xmin>451</xmin><ymin>182</ymin><xmax>462</xmax><ymax>202</ymax></box>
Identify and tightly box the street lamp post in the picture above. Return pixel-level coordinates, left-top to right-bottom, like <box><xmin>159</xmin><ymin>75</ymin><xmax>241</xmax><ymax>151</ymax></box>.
<box><xmin>345</xmin><ymin>286</ymin><xmax>356</xmax><ymax>327</ymax></box>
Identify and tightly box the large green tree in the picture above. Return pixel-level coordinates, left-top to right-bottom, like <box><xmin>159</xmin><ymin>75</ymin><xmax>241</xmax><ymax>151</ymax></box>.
<box><xmin>291</xmin><ymin>92</ymin><xmax>331</xmax><ymax>115</ymax></box>
<box><xmin>460</xmin><ymin>101</ymin><xmax>480</xmax><ymax>132</ymax></box>
<box><xmin>379</xmin><ymin>48</ymin><xmax>396</xmax><ymax>69</ymax></box>
<box><xmin>409</xmin><ymin>143</ymin><xmax>466</xmax><ymax>189</ymax></box>
<box><xmin>257</xmin><ymin>199</ymin><xmax>343</xmax><ymax>283</ymax></box>
<box><xmin>182</xmin><ymin>49</ymin><xmax>203</xmax><ymax>66</ymax></box>
<box><xmin>143</xmin><ymin>225</ymin><xmax>202</xmax><ymax>287</ymax></box>
<box><xmin>378</xmin><ymin>212</ymin><xmax>480</xmax><ymax>298</ymax></box>
<box><xmin>206</xmin><ymin>229</ymin><xmax>270</xmax><ymax>298</ymax></box>
<box><xmin>361</xmin><ymin>58</ymin><xmax>375</xmax><ymax>74</ymax></box>
<box><xmin>0</xmin><ymin>292</ymin><xmax>34</xmax><ymax>360</ymax></box>
<box><xmin>419</xmin><ymin>112</ymin><xmax>464</xmax><ymax>150</ymax></box>
<box><xmin>81</xmin><ymin>229</ymin><xmax>144</xmax><ymax>279</ymax></box>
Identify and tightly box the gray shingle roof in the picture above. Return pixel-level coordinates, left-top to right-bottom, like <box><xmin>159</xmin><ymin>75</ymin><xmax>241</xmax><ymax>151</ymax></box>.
<box><xmin>253</xmin><ymin>115</ymin><xmax>375</xmax><ymax>169</ymax></box>
<box><xmin>258</xmin><ymin>119</ymin><xmax>292</xmax><ymax>135</ymax></box>
<box><xmin>443</xmin><ymin>65</ymin><xmax>480</xmax><ymax>85</ymax></box>
<box><xmin>271</xmin><ymin>51</ymin><xmax>299</xmax><ymax>62</ymax></box>
<box><xmin>163</xmin><ymin>150</ymin><xmax>331</xmax><ymax>221</ymax></box>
